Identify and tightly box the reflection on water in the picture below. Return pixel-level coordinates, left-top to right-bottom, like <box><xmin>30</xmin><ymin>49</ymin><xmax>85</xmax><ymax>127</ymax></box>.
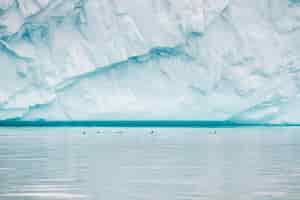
<box><xmin>0</xmin><ymin>128</ymin><xmax>300</xmax><ymax>200</ymax></box>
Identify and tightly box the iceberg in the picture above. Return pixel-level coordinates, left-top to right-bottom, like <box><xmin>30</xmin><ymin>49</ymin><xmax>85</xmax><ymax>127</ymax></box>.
<box><xmin>0</xmin><ymin>0</ymin><xmax>300</xmax><ymax>123</ymax></box>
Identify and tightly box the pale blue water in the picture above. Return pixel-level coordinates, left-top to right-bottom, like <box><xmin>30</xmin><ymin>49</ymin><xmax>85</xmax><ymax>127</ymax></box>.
<box><xmin>0</xmin><ymin>127</ymin><xmax>300</xmax><ymax>200</ymax></box>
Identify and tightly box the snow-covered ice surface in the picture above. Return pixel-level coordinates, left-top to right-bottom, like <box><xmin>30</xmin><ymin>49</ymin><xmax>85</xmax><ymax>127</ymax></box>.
<box><xmin>1</xmin><ymin>0</ymin><xmax>300</xmax><ymax>123</ymax></box>
<box><xmin>0</xmin><ymin>127</ymin><xmax>300</xmax><ymax>200</ymax></box>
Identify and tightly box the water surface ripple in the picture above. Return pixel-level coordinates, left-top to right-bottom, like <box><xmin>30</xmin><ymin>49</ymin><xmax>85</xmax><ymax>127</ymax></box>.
<box><xmin>0</xmin><ymin>128</ymin><xmax>299</xmax><ymax>200</ymax></box>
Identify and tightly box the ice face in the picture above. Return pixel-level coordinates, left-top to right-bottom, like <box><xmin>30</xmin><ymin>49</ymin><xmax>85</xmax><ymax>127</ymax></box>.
<box><xmin>0</xmin><ymin>0</ymin><xmax>300</xmax><ymax>123</ymax></box>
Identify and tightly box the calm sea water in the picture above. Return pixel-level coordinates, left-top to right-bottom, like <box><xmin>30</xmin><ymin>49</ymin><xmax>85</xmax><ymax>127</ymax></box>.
<box><xmin>0</xmin><ymin>127</ymin><xmax>300</xmax><ymax>200</ymax></box>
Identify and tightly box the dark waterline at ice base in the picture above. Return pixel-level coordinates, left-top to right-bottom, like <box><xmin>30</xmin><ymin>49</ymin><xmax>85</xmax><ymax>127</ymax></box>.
<box><xmin>0</xmin><ymin>127</ymin><xmax>300</xmax><ymax>200</ymax></box>
<box><xmin>0</xmin><ymin>120</ymin><xmax>299</xmax><ymax>127</ymax></box>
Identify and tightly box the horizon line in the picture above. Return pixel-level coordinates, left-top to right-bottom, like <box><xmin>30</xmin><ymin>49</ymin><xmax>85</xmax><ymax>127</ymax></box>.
<box><xmin>0</xmin><ymin>120</ymin><xmax>299</xmax><ymax>128</ymax></box>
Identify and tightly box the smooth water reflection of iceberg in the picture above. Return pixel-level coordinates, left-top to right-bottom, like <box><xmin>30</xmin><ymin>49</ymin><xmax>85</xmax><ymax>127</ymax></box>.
<box><xmin>0</xmin><ymin>128</ymin><xmax>300</xmax><ymax>199</ymax></box>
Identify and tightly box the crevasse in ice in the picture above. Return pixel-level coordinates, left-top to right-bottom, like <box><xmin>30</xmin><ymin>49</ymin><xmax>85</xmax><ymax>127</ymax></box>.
<box><xmin>0</xmin><ymin>0</ymin><xmax>300</xmax><ymax>123</ymax></box>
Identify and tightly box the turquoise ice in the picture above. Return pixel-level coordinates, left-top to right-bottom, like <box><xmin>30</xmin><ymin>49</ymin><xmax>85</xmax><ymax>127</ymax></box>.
<box><xmin>1</xmin><ymin>0</ymin><xmax>300</xmax><ymax>123</ymax></box>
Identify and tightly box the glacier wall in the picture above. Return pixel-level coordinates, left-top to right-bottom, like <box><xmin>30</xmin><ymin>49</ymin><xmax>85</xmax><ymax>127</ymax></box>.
<box><xmin>1</xmin><ymin>0</ymin><xmax>300</xmax><ymax>123</ymax></box>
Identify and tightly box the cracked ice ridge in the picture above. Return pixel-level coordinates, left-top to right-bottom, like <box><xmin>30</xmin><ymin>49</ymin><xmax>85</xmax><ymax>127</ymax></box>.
<box><xmin>0</xmin><ymin>0</ymin><xmax>300</xmax><ymax>123</ymax></box>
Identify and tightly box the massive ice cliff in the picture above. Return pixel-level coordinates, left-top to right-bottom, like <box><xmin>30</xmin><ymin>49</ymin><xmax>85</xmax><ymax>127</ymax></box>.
<box><xmin>1</xmin><ymin>0</ymin><xmax>300</xmax><ymax>123</ymax></box>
